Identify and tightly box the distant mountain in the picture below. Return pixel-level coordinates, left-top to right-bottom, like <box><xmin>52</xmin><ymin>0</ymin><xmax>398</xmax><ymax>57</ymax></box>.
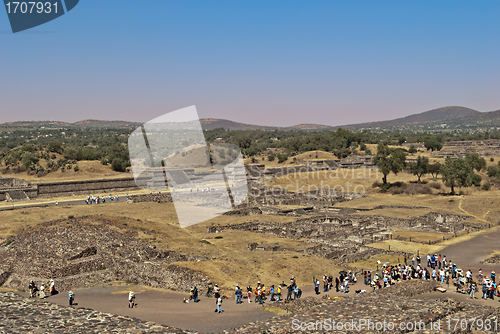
<box><xmin>4</xmin><ymin>105</ymin><xmax>500</xmax><ymax>131</ymax></box>
<box><xmin>343</xmin><ymin>106</ymin><xmax>482</xmax><ymax>128</ymax></box>
<box><xmin>199</xmin><ymin>118</ymin><xmax>279</xmax><ymax>130</ymax></box>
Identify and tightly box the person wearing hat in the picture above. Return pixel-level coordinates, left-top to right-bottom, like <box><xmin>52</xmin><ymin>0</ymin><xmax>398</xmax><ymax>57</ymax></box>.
<box><xmin>128</xmin><ymin>291</ymin><xmax>135</xmax><ymax>308</ymax></box>
<box><xmin>68</xmin><ymin>291</ymin><xmax>75</xmax><ymax>306</ymax></box>
<box><xmin>39</xmin><ymin>283</ymin><xmax>45</xmax><ymax>299</ymax></box>
<box><xmin>491</xmin><ymin>271</ymin><xmax>496</xmax><ymax>284</ymax></box>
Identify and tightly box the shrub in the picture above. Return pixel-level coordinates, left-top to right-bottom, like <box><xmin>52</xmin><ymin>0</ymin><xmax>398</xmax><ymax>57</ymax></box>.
<box><xmin>408</xmin><ymin>145</ymin><xmax>417</xmax><ymax>154</ymax></box>
<box><xmin>111</xmin><ymin>158</ymin><xmax>127</xmax><ymax>172</ymax></box>
<box><xmin>429</xmin><ymin>182</ymin><xmax>442</xmax><ymax>189</ymax></box>
<box><xmin>277</xmin><ymin>153</ymin><xmax>288</xmax><ymax>164</ymax></box>
<box><xmin>482</xmin><ymin>182</ymin><xmax>491</xmax><ymax>191</ymax></box>
<box><xmin>487</xmin><ymin>166</ymin><xmax>499</xmax><ymax>177</ymax></box>
<box><xmin>74</xmin><ymin>165</ymin><xmax>80</xmax><ymax>172</ymax></box>
<box><xmin>268</xmin><ymin>153</ymin><xmax>276</xmax><ymax>162</ymax></box>
<box><xmin>491</xmin><ymin>157</ymin><xmax>495</xmax><ymax>162</ymax></box>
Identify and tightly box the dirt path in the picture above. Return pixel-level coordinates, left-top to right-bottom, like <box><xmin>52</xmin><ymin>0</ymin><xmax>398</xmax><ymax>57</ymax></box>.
<box><xmin>438</xmin><ymin>227</ymin><xmax>500</xmax><ymax>274</ymax></box>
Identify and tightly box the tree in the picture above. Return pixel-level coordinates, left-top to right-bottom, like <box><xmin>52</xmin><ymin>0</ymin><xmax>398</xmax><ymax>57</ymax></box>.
<box><xmin>48</xmin><ymin>141</ymin><xmax>63</xmax><ymax>154</ymax></box>
<box><xmin>408</xmin><ymin>145</ymin><xmax>417</xmax><ymax>154</ymax></box>
<box><xmin>428</xmin><ymin>162</ymin><xmax>441</xmax><ymax>179</ymax></box>
<box><xmin>424</xmin><ymin>138</ymin><xmax>442</xmax><ymax>151</ymax></box>
<box><xmin>440</xmin><ymin>157</ymin><xmax>473</xmax><ymax>194</ymax></box>
<box><xmin>465</xmin><ymin>153</ymin><xmax>486</xmax><ymax>172</ymax></box>
<box><xmin>487</xmin><ymin>166</ymin><xmax>500</xmax><ymax>178</ymax></box>
<box><xmin>372</xmin><ymin>144</ymin><xmax>406</xmax><ymax>184</ymax></box>
<box><xmin>408</xmin><ymin>156</ymin><xmax>429</xmax><ymax>182</ymax></box>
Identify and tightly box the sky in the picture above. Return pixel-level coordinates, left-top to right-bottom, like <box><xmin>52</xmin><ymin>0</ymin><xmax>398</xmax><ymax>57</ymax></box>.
<box><xmin>1</xmin><ymin>0</ymin><xmax>500</xmax><ymax>126</ymax></box>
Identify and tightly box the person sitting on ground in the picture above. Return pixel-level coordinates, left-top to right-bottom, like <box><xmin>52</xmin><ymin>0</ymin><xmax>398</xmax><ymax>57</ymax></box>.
<box><xmin>128</xmin><ymin>291</ymin><xmax>135</xmax><ymax>308</ymax></box>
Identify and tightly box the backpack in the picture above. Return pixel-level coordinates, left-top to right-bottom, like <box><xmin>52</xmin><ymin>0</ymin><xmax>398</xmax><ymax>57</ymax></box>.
<box><xmin>214</xmin><ymin>291</ymin><xmax>220</xmax><ymax>299</ymax></box>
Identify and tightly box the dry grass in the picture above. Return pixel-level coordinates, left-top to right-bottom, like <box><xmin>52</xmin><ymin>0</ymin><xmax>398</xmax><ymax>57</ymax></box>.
<box><xmin>7</xmin><ymin>160</ymin><xmax>129</xmax><ymax>182</ymax></box>
<box><xmin>0</xmin><ymin>202</ymin><xmax>343</xmax><ymax>291</ymax></box>
<box><xmin>390</xmin><ymin>230</ymin><xmax>454</xmax><ymax>243</ymax></box>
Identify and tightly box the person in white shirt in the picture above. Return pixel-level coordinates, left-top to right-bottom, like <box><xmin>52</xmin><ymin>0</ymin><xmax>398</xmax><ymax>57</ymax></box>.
<box><xmin>128</xmin><ymin>291</ymin><xmax>135</xmax><ymax>308</ymax></box>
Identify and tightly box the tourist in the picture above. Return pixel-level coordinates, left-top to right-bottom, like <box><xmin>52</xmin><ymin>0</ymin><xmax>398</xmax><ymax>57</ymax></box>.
<box><xmin>276</xmin><ymin>284</ymin><xmax>282</xmax><ymax>301</ymax></box>
<box><xmin>286</xmin><ymin>284</ymin><xmax>293</xmax><ymax>301</ymax></box>
<box><xmin>69</xmin><ymin>291</ymin><xmax>75</xmax><ymax>306</ymax></box>
<box><xmin>491</xmin><ymin>271</ymin><xmax>496</xmax><ymax>284</ymax></box>
<box><xmin>294</xmin><ymin>284</ymin><xmax>300</xmax><ymax>299</ymax></box>
<box><xmin>335</xmin><ymin>277</ymin><xmax>340</xmax><ymax>292</ymax></box>
<box><xmin>314</xmin><ymin>278</ymin><xmax>320</xmax><ymax>295</ymax></box>
<box><xmin>246</xmin><ymin>285</ymin><xmax>252</xmax><ymax>303</ymax></box>
<box><xmin>235</xmin><ymin>285</ymin><xmax>242</xmax><ymax>304</ymax></box>
<box><xmin>29</xmin><ymin>281</ymin><xmax>36</xmax><ymax>298</ymax></box>
<box><xmin>269</xmin><ymin>285</ymin><xmax>276</xmax><ymax>302</ymax></box>
<box><xmin>128</xmin><ymin>291</ymin><xmax>135</xmax><ymax>308</ymax></box>
<box><xmin>50</xmin><ymin>279</ymin><xmax>56</xmax><ymax>295</ymax></box>
<box><xmin>216</xmin><ymin>295</ymin><xmax>223</xmax><ymax>313</ymax></box>
<box><xmin>427</xmin><ymin>254</ymin><xmax>431</xmax><ymax>267</ymax></box>
<box><xmin>193</xmin><ymin>286</ymin><xmax>199</xmax><ymax>303</ymax></box>
<box><xmin>468</xmin><ymin>283</ymin><xmax>475</xmax><ymax>299</ymax></box>
<box><xmin>39</xmin><ymin>283</ymin><xmax>45</xmax><ymax>299</ymax></box>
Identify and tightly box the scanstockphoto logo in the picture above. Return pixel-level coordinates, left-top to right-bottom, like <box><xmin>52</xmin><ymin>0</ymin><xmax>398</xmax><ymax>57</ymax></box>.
<box><xmin>3</xmin><ymin>0</ymin><xmax>79</xmax><ymax>33</ymax></box>
<box><xmin>128</xmin><ymin>106</ymin><xmax>248</xmax><ymax>228</ymax></box>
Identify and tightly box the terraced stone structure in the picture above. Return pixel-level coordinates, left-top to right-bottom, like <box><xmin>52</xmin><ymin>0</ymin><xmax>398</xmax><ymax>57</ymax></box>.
<box><xmin>0</xmin><ymin>218</ymin><xmax>211</xmax><ymax>293</ymax></box>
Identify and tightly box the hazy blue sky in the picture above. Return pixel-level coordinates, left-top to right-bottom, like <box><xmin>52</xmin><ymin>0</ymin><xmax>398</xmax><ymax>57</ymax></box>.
<box><xmin>1</xmin><ymin>1</ymin><xmax>500</xmax><ymax>126</ymax></box>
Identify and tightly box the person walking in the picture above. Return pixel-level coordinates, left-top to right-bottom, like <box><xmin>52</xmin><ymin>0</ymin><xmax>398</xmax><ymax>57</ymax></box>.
<box><xmin>470</xmin><ymin>283</ymin><xmax>476</xmax><ymax>299</ymax></box>
<box><xmin>216</xmin><ymin>296</ymin><xmax>223</xmax><ymax>313</ymax></box>
<box><xmin>286</xmin><ymin>284</ymin><xmax>293</xmax><ymax>301</ymax></box>
<box><xmin>314</xmin><ymin>278</ymin><xmax>320</xmax><ymax>295</ymax></box>
<box><xmin>276</xmin><ymin>284</ymin><xmax>282</xmax><ymax>302</ymax></box>
<box><xmin>69</xmin><ymin>291</ymin><xmax>75</xmax><ymax>306</ymax></box>
<box><xmin>268</xmin><ymin>285</ymin><xmax>274</xmax><ymax>302</ymax></box>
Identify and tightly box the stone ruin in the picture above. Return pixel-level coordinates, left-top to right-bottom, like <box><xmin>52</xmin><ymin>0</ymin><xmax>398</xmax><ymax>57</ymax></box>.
<box><xmin>0</xmin><ymin>218</ymin><xmax>211</xmax><ymax>293</ymax></box>
<box><xmin>207</xmin><ymin>212</ymin><xmax>483</xmax><ymax>264</ymax></box>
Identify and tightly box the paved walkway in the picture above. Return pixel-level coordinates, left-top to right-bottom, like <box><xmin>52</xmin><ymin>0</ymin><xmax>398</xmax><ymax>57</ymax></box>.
<box><xmin>19</xmin><ymin>283</ymin><xmax>363</xmax><ymax>333</ymax></box>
